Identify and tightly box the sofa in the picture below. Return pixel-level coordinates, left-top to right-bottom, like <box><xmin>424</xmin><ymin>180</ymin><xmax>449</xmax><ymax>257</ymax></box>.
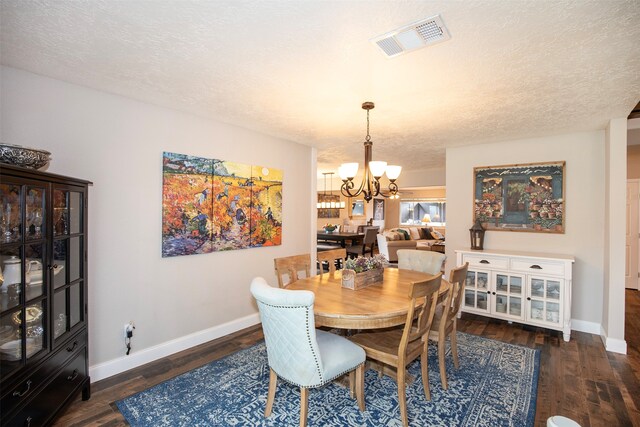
<box><xmin>377</xmin><ymin>226</ymin><xmax>445</xmax><ymax>262</ymax></box>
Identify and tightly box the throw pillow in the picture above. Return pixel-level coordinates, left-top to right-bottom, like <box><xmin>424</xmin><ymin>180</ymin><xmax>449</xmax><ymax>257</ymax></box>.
<box><xmin>383</xmin><ymin>231</ymin><xmax>400</xmax><ymax>241</ymax></box>
<box><xmin>409</xmin><ymin>228</ymin><xmax>421</xmax><ymax>240</ymax></box>
<box><xmin>432</xmin><ymin>230</ymin><xmax>445</xmax><ymax>240</ymax></box>
<box><xmin>421</xmin><ymin>227</ymin><xmax>435</xmax><ymax>239</ymax></box>
<box><xmin>418</xmin><ymin>228</ymin><xmax>427</xmax><ymax>239</ymax></box>
<box><xmin>394</xmin><ymin>228</ymin><xmax>410</xmax><ymax>240</ymax></box>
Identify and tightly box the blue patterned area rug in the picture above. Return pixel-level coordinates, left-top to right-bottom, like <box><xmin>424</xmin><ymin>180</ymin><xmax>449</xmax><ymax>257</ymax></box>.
<box><xmin>116</xmin><ymin>332</ymin><xmax>539</xmax><ymax>426</ymax></box>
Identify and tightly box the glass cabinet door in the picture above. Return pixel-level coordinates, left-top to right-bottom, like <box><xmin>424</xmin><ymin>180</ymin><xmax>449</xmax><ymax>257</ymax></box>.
<box><xmin>527</xmin><ymin>276</ymin><xmax>563</xmax><ymax>326</ymax></box>
<box><xmin>0</xmin><ymin>181</ymin><xmax>48</xmax><ymax>379</ymax></box>
<box><xmin>51</xmin><ymin>186</ymin><xmax>86</xmax><ymax>345</ymax></box>
<box><xmin>493</xmin><ymin>272</ymin><xmax>524</xmax><ymax>320</ymax></box>
<box><xmin>463</xmin><ymin>269</ymin><xmax>490</xmax><ymax>313</ymax></box>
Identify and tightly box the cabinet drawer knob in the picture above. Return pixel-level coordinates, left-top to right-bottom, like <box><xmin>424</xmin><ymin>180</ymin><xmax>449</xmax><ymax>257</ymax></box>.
<box><xmin>67</xmin><ymin>369</ymin><xmax>79</xmax><ymax>382</ymax></box>
<box><xmin>479</xmin><ymin>260</ymin><xmax>490</xmax><ymax>264</ymax></box>
<box><xmin>66</xmin><ymin>341</ymin><xmax>78</xmax><ymax>352</ymax></box>
<box><xmin>530</xmin><ymin>264</ymin><xmax>542</xmax><ymax>269</ymax></box>
<box><xmin>527</xmin><ymin>297</ymin><xmax>531</xmax><ymax>301</ymax></box>
<box><xmin>13</xmin><ymin>380</ymin><xmax>32</xmax><ymax>397</ymax></box>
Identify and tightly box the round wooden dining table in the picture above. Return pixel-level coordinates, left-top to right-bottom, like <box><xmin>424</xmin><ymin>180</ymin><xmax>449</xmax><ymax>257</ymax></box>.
<box><xmin>286</xmin><ymin>268</ymin><xmax>450</xmax><ymax>330</ymax></box>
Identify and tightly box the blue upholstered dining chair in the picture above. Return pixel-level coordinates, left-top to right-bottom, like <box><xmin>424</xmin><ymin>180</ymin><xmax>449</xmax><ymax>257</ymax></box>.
<box><xmin>250</xmin><ymin>277</ymin><xmax>366</xmax><ymax>427</ymax></box>
<box><xmin>397</xmin><ymin>249</ymin><xmax>446</xmax><ymax>275</ymax></box>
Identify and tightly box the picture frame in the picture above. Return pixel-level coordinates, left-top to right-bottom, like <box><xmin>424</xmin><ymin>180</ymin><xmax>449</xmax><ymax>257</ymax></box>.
<box><xmin>161</xmin><ymin>152</ymin><xmax>283</xmax><ymax>257</ymax></box>
<box><xmin>373</xmin><ymin>198</ymin><xmax>384</xmax><ymax>220</ymax></box>
<box><xmin>350</xmin><ymin>199</ymin><xmax>365</xmax><ymax>218</ymax></box>
<box><xmin>473</xmin><ymin>161</ymin><xmax>565</xmax><ymax>233</ymax></box>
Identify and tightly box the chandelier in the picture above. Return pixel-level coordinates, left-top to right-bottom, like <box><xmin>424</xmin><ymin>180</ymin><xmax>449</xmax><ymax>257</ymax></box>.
<box><xmin>339</xmin><ymin>102</ymin><xmax>401</xmax><ymax>202</ymax></box>
<box><xmin>317</xmin><ymin>172</ymin><xmax>345</xmax><ymax>209</ymax></box>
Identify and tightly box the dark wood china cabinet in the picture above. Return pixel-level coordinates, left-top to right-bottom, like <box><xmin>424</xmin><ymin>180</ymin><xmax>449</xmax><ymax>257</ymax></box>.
<box><xmin>0</xmin><ymin>164</ymin><xmax>91</xmax><ymax>426</ymax></box>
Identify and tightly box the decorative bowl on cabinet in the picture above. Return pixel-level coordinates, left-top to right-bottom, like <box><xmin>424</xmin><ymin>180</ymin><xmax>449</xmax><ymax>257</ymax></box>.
<box><xmin>0</xmin><ymin>143</ymin><xmax>51</xmax><ymax>169</ymax></box>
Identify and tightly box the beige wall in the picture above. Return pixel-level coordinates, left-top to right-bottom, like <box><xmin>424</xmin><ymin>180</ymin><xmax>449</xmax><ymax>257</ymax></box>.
<box><xmin>627</xmin><ymin>144</ymin><xmax>640</xmax><ymax>179</ymax></box>
<box><xmin>602</xmin><ymin>118</ymin><xmax>627</xmax><ymax>352</ymax></box>
<box><xmin>1</xmin><ymin>67</ymin><xmax>315</xmax><ymax>375</ymax></box>
<box><xmin>446</xmin><ymin>131</ymin><xmax>606</xmax><ymax>327</ymax></box>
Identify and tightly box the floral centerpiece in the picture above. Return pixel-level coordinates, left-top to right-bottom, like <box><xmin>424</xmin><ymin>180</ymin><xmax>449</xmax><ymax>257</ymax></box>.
<box><xmin>342</xmin><ymin>254</ymin><xmax>387</xmax><ymax>290</ymax></box>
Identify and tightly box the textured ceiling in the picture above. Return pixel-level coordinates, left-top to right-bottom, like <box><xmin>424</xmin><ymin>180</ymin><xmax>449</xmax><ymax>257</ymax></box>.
<box><xmin>1</xmin><ymin>0</ymin><xmax>639</xmax><ymax>175</ymax></box>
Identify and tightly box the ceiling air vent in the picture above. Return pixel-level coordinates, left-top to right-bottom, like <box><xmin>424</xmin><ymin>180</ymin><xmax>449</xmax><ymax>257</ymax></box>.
<box><xmin>371</xmin><ymin>14</ymin><xmax>451</xmax><ymax>58</ymax></box>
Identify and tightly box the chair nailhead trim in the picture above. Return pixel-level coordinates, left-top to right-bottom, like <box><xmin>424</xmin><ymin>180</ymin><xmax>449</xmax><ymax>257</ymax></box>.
<box><xmin>258</xmin><ymin>301</ymin><xmax>324</xmax><ymax>385</ymax></box>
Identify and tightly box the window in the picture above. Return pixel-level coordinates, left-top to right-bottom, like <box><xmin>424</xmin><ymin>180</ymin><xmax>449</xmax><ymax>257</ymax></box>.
<box><xmin>399</xmin><ymin>199</ymin><xmax>446</xmax><ymax>225</ymax></box>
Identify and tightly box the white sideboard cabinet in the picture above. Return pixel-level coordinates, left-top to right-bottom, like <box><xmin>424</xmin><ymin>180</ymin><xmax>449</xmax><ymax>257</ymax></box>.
<box><xmin>455</xmin><ymin>249</ymin><xmax>575</xmax><ymax>341</ymax></box>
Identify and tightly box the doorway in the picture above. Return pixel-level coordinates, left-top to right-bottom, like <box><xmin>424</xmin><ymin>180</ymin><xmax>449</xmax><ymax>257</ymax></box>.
<box><xmin>626</xmin><ymin>179</ymin><xmax>639</xmax><ymax>290</ymax></box>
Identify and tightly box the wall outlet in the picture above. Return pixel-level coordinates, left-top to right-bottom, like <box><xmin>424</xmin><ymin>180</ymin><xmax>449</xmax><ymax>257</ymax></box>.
<box><xmin>124</xmin><ymin>322</ymin><xmax>134</xmax><ymax>338</ymax></box>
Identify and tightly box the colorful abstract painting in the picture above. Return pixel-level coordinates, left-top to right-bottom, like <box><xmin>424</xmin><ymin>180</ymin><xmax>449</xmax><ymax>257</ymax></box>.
<box><xmin>162</xmin><ymin>152</ymin><xmax>283</xmax><ymax>257</ymax></box>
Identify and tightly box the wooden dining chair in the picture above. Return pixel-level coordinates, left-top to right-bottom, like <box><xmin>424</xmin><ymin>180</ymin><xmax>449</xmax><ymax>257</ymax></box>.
<box><xmin>317</xmin><ymin>248</ymin><xmax>346</xmax><ymax>274</ymax></box>
<box><xmin>349</xmin><ymin>273</ymin><xmax>443</xmax><ymax>427</ymax></box>
<box><xmin>346</xmin><ymin>227</ymin><xmax>379</xmax><ymax>258</ymax></box>
<box><xmin>273</xmin><ymin>254</ymin><xmax>312</xmax><ymax>288</ymax></box>
<box><xmin>429</xmin><ymin>262</ymin><xmax>469</xmax><ymax>390</ymax></box>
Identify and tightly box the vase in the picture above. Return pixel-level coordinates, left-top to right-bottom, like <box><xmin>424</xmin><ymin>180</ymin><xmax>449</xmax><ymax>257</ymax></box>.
<box><xmin>341</xmin><ymin>268</ymin><xmax>384</xmax><ymax>290</ymax></box>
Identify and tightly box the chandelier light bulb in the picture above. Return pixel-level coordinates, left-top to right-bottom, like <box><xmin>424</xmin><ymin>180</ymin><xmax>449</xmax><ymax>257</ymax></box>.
<box><xmin>369</xmin><ymin>161</ymin><xmax>387</xmax><ymax>178</ymax></box>
<box><xmin>386</xmin><ymin>165</ymin><xmax>402</xmax><ymax>180</ymax></box>
<box><xmin>340</xmin><ymin>163</ymin><xmax>359</xmax><ymax>179</ymax></box>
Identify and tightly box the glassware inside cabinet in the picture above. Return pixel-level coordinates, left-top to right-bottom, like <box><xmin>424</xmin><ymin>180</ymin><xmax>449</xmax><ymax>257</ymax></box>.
<box><xmin>465</xmin><ymin>272</ymin><xmax>474</xmax><ymax>288</ymax></box>
<box><xmin>496</xmin><ymin>274</ymin><xmax>508</xmax><ymax>293</ymax></box>
<box><xmin>477</xmin><ymin>272</ymin><xmax>488</xmax><ymax>289</ymax></box>
<box><xmin>495</xmin><ymin>294</ymin><xmax>507</xmax><ymax>313</ymax></box>
<box><xmin>546</xmin><ymin>302</ymin><xmax>560</xmax><ymax>323</ymax></box>
<box><xmin>509</xmin><ymin>297</ymin><xmax>522</xmax><ymax>316</ymax></box>
<box><xmin>0</xmin><ymin>313</ymin><xmax>21</xmax><ymax>376</ymax></box>
<box><xmin>25</xmin><ymin>187</ymin><xmax>45</xmax><ymax>240</ymax></box>
<box><xmin>464</xmin><ymin>289</ymin><xmax>475</xmax><ymax>307</ymax></box>
<box><xmin>69</xmin><ymin>191</ymin><xmax>82</xmax><ymax>234</ymax></box>
<box><xmin>530</xmin><ymin>300</ymin><xmax>544</xmax><ymax>321</ymax></box>
<box><xmin>24</xmin><ymin>244</ymin><xmax>45</xmax><ymax>301</ymax></box>
<box><xmin>23</xmin><ymin>302</ymin><xmax>45</xmax><ymax>358</ymax></box>
<box><xmin>53</xmin><ymin>189</ymin><xmax>69</xmax><ymax>236</ymax></box>
<box><xmin>510</xmin><ymin>276</ymin><xmax>522</xmax><ymax>294</ymax></box>
<box><xmin>531</xmin><ymin>278</ymin><xmax>544</xmax><ymax>298</ymax></box>
<box><xmin>1</xmin><ymin>247</ymin><xmax>22</xmax><ymax>311</ymax></box>
<box><xmin>53</xmin><ymin>313</ymin><xmax>66</xmax><ymax>339</ymax></box>
<box><xmin>53</xmin><ymin>289</ymin><xmax>67</xmax><ymax>339</ymax></box>
<box><xmin>53</xmin><ymin>240</ymin><xmax>67</xmax><ymax>289</ymax></box>
<box><xmin>477</xmin><ymin>292</ymin><xmax>487</xmax><ymax>310</ymax></box>
<box><xmin>546</xmin><ymin>280</ymin><xmax>561</xmax><ymax>300</ymax></box>
<box><xmin>0</xmin><ymin>183</ymin><xmax>22</xmax><ymax>243</ymax></box>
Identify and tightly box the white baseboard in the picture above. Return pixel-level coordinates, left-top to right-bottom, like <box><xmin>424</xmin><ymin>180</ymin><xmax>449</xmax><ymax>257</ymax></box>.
<box><xmin>599</xmin><ymin>325</ymin><xmax>628</xmax><ymax>354</ymax></box>
<box><xmin>89</xmin><ymin>313</ymin><xmax>261</xmax><ymax>382</ymax></box>
<box><xmin>570</xmin><ymin>319</ymin><xmax>600</xmax><ymax>335</ymax></box>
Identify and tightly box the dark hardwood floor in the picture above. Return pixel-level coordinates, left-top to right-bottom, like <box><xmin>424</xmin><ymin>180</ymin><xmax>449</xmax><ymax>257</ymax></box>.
<box><xmin>54</xmin><ymin>290</ymin><xmax>640</xmax><ymax>427</ymax></box>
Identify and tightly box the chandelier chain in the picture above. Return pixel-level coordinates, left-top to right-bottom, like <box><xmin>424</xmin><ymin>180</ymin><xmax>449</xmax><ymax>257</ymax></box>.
<box><xmin>365</xmin><ymin>109</ymin><xmax>371</xmax><ymax>142</ymax></box>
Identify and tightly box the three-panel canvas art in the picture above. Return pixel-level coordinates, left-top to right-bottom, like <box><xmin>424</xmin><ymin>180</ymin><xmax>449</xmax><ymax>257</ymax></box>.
<box><xmin>162</xmin><ymin>152</ymin><xmax>283</xmax><ymax>257</ymax></box>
